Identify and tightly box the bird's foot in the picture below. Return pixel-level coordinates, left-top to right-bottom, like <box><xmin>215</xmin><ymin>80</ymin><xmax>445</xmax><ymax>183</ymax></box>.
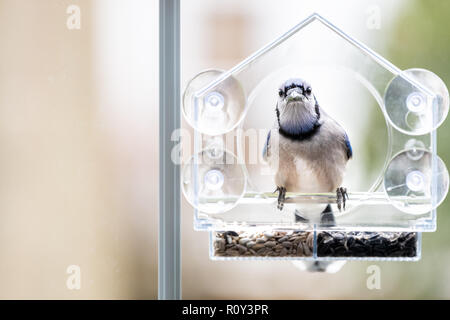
<box><xmin>275</xmin><ymin>186</ymin><xmax>286</xmax><ymax>211</ymax></box>
<box><xmin>336</xmin><ymin>187</ymin><xmax>349</xmax><ymax>212</ymax></box>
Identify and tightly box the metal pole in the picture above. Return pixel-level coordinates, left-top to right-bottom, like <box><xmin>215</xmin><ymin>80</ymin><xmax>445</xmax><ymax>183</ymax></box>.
<box><xmin>159</xmin><ymin>0</ymin><xmax>181</xmax><ymax>300</ymax></box>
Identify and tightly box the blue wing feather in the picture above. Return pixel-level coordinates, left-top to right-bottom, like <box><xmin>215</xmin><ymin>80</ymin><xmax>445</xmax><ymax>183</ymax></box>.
<box><xmin>262</xmin><ymin>130</ymin><xmax>271</xmax><ymax>160</ymax></box>
<box><xmin>344</xmin><ymin>133</ymin><xmax>352</xmax><ymax>159</ymax></box>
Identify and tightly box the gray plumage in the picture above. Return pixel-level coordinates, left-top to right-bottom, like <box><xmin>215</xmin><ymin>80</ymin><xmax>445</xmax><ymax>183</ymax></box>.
<box><xmin>263</xmin><ymin>79</ymin><xmax>352</xmax><ymax>198</ymax></box>
<box><xmin>263</xmin><ymin>78</ymin><xmax>352</xmax><ymax>220</ymax></box>
<box><xmin>263</xmin><ymin>78</ymin><xmax>352</xmax><ymax>272</ymax></box>
<box><xmin>264</xmin><ymin>114</ymin><xmax>349</xmax><ymax>191</ymax></box>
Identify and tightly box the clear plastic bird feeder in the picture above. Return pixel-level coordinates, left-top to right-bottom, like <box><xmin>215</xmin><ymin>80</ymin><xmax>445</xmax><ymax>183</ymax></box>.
<box><xmin>181</xmin><ymin>13</ymin><xmax>449</xmax><ymax>263</ymax></box>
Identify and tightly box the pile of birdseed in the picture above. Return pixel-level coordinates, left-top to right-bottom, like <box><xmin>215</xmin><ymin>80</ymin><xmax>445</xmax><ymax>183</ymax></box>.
<box><xmin>317</xmin><ymin>231</ymin><xmax>417</xmax><ymax>258</ymax></box>
<box><xmin>213</xmin><ymin>230</ymin><xmax>313</xmax><ymax>257</ymax></box>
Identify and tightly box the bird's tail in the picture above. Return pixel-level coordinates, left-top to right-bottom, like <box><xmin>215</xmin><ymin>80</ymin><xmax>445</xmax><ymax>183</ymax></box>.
<box><xmin>294</xmin><ymin>203</ymin><xmax>335</xmax><ymax>226</ymax></box>
<box><xmin>294</xmin><ymin>204</ymin><xmax>341</xmax><ymax>273</ymax></box>
<box><xmin>319</xmin><ymin>203</ymin><xmax>335</xmax><ymax>226</ymax></box>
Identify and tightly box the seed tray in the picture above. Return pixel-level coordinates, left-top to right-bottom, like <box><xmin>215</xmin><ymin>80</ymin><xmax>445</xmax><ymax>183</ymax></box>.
<box><xmin>210</xmin><ymin>229</ymin><xmax>420</xmax><ymax>261</ymax></box>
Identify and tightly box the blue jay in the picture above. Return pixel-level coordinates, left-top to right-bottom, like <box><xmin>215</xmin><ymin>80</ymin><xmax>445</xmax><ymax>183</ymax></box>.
<box><xmin>263</xmin><ymin>78</ymin><xmax>352</xmax><ymax>225</ymax></box>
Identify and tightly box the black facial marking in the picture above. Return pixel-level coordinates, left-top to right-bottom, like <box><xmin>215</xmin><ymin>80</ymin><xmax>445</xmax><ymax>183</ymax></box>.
<box><xmin>314</xmin><ymin>95</ymin><xmax>320</xmax><ymax>118</ymax></box>
<box><xmin>275</xmin><ymin>99</ymin><xmax>322</xmax><ymax>142</ymax></box>
<box><xmin>279</xmin><ymin>78</ymin><xmax>305</xmax><ymax>95</ymax></box>
<box><xmin>278</xmin><ymin>123</ymin><xmax>321</xmax><ymax>141</ymax></box>
<box><xmin>275</xmin><ymin>78</ymin><xmax>320</xmax><ymax>141</ymax></box>
<box><xmin>279</xmin><ymin>78</ymin><xmax>313</xmax><ymax>97</ymax></box>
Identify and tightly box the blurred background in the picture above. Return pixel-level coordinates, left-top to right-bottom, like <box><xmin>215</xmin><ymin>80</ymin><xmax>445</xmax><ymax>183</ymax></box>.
<box><xmin>0</xmin><ymin>0</ymin><xmax>448</xmax><ymax>299</ymax></box>
<box><xmin>0</xmin><ymin>0</ymin><xmax>158</xmax><ymax>298</ymax></box>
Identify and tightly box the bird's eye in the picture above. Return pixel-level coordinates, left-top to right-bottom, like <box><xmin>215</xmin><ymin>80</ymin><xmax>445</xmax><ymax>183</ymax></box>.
<box><xmin>305</xmin><ymin>87</ymin><xmax>312</xmax><ymax>94</ymax></box>
<box><xmin>278</xmin><ymin>89</ymin><xmax>285</xmax><ymax>97</ymax></box>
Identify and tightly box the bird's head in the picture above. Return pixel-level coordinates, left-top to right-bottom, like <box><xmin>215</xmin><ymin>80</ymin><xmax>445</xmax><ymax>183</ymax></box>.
<box><xmin>276</xmin><ymin>78</ymin><xmax>320</xmax><ymax>136</ymax></box>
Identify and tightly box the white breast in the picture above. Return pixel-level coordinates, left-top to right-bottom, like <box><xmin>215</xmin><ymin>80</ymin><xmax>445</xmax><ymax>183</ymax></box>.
<box><xmin>269</xmin><ymin>128</ymin><xmax>346</xmax><ymax>193</ymax></box>
<box><xmin>292</xmin><ymin>157</ymin><xmax>326</xmax><ymax>192</ymax></box>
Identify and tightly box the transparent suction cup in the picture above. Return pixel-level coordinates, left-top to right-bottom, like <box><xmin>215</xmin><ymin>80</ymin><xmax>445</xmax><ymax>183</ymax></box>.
<box><xmin>182</xmin><ymin>148</ymin><xmax>246</xmax><ymax>214</ymax></box>
<box><xmin>183</xmin><ymin>69</ymin><xmax>246</xmax><ymax>136</ymax></box>
<box><xmin>384</xmin><ymin>149</ymin><xmax>449</xmax><ymax>214</ymax></box>
<box><xmin>384</xmin><ymin>68</ymin><xmax>449</xmax><ymax>135</ymax></box>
